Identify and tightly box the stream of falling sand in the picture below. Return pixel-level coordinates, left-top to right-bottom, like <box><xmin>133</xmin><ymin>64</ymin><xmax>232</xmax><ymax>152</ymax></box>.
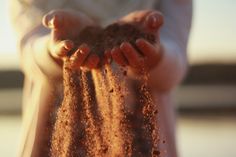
<box><xmin>50</xmin><ymin>58</ymin><xmax>160</xmax><ymax>157</ymax></box>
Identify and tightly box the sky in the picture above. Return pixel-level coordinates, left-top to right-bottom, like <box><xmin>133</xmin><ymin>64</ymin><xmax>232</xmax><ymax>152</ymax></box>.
<box><xmin>0</xmin><ymin>0</ymin><xmax>236</xmax><ymax>69</ymax></box>
<box><xmin>188</xmin><ymin>0</ymin><xmax>236</xmax><ymax>64</ymax></box>
<box><xmin>0</xmin><ymin>0</ymin><xmax>18</xmax><ymax>69</ymax></box>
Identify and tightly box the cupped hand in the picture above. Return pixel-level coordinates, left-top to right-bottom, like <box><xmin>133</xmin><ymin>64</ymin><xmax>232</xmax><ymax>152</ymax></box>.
<box><xmin>68</xmin><ymin>43</ymin><xmax>100</xmax><ymax>71</ymax></box>
<box><xmin>42</xmin><ymin>9</ymin><xmax>100</xmax><ymax>70</ymax></box>
<box><xmin>110</xmin><ymin>10</ymin><xmax>164</xmax><ymax>75</ymax></box>
<box><xmin>111</xmin><ymin>38</ymin><xmax>162</xmax><ymax>74</ymax></box>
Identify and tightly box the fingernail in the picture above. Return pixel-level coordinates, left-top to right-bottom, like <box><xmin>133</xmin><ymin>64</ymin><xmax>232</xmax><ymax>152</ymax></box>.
<box><xmin>64</xmin><ymin>41</ymin><xmax>74</xmax><ymax>50</ymax></box>
<box><xmin>48</xmin><ymin>18</ymin><xmax>54</xmax><ymax>28</ymax></box>
<box><xmin>79</xmin><ymin>43</ymin><xmax>89</xmax><ymax>54</ymax></box>
<box><xmin>147</xmin><ymin>15</ymin><xmax>159</xmax><ymax>29</ymax></box>
<box><xmin>42</xmin><ymin>15</ymin><xmax>49</xmax><ymax>27</ymax></box>
<box><xmin>111</xmin><ymin>47</ymin><xmax>117</xmax><ymax>54</ymax></box>
<box><xmin>136</xmin><ymin>38</ymin><xmax>143</xmax><ymax>43</ymax></box>
<box><xmin>49</xmin><ymin>15</ymin><xmax>61</xmax><ymax>29</ymax></box>
<box><xmin>136</xmin><ymin>38</ymin><xmax>146</xmax><ymax>46</ymax></box>
<box><xmin>120</xmin><ymin>42</ymin><xmax>129</xmax><ymax>50</ymax></box>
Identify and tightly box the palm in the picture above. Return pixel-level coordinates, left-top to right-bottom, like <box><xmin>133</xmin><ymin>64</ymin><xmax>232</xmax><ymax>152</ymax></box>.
<box><xmin>118</xmin><ymin>10</ymin><xmax>163</xmax><ymax>34</ymax></box>
<box><xmin>43</xmin><ymin>9</ymin><xmax>94</xmax><ymax>41</ymax></box>
<box><xmin>42</xmin><ymin>9</ymin><xmax>95</xmax><ymax>59</ymax></box>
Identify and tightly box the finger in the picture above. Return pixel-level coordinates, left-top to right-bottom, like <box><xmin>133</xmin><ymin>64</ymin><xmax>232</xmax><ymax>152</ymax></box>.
<box><xmin>69</xmin><ymin>44</ymin><xmax>90</xmax><ymax>67</ymax></box>
<box><xmin>43</xmin><ymin>12</ymin><xmax>65</xmax><ymax>41</ymax></box>
<box><xmin>43</xmin><ymin>11</ymin><xmax>62</xmax><ymax>29</ymax></box>
<box><xmin>82</xmin><ymin>54</ymin><xmax>100</xmax><ymax>70</ymax></box>
<box><xmin>103</xmin><ymin>49</ymin><xmax>112</xmax><ymax>64</ymax></box>
<box><xmin>145</xmin><ymin>11</ymin><xmax>164</xmax><ymax>33</ymax></box>
<box><xmin>118</xmin><ymin>10</ymin><xmax>152</xmax><ymax>24</ymax></box>
<box><xmin>50</xmin><ymin>40</ymin><xmax>74</xmax><ymax>58</ymax></box>
<box><xmin>42</xmin><ymin>12</ymin><xmax>53</xmax><ymax>28</ymax></box>
<box><xmin>136</xmin><ymin>38</ymin><xmax>161</xmax><ymax>58</ymax></box>
<box><xmin>111</xmin><ymin>47</ymin><xmax>128</xmax><ymax>66</ymax></box>
<box><xmin>120</xmin><ymin>42</ymin><xmax>142</xmax><ymax>67</ymax></box>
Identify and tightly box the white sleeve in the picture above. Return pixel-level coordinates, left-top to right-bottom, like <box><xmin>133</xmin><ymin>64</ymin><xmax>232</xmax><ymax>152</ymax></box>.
<box><xmin>149</xmin><ymin>0</ymin><xmax>192</xmax><ymax>91</ymax></box>
<box><xmin>9</xmin><ymin>0</ymin><xmax>69</xmax><ymax>79</ymax></box>
<box><xmin>159</xmin><ymin>0</ymin><xmax>192</xmax><ymax>52</ymax></box>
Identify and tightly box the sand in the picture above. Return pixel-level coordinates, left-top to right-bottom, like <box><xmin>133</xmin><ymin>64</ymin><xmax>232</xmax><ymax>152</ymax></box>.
<box><xmin>50</xmin><ymin>23</ymin><xmax>160</xmax><ymax>157</ymax></box>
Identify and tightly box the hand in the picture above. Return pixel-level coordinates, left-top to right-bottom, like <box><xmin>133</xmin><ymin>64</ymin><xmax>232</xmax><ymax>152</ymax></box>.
<box><xmin>117</xmin><ymin>10</ymin><xmax>163</xmax><ymax>34</ymax></box>
<box><xmin>110</xmin><ymin>10</ymin><xmax>164</xmax><ymax>75</ymax></box>
<box><xmin>111</xmin><ymin>39</ymin><xmax>163</xmax><ymax>74</ymax></box>
<box><xmin>42</xmin><ymin>9</ymin><xmax>100</xmax><ymax>70</ymax></box>
<box><xmin>68</xmin><ymin>43</ymin><xmax>100</xmax><ymax>71</ymax></box>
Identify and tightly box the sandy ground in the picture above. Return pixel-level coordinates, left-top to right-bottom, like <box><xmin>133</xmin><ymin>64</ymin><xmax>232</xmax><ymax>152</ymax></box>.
<box><xmin>0</xmin><ymin>114</ymin><xmax>236</xmax><ymax>157</ymax></box>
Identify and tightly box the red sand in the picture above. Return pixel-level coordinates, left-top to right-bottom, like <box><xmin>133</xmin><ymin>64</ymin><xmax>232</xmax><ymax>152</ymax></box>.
<box><xmin>50</xmin><ymin>24</ymin><xmax>160</xmax><ymax>157</ymax></box>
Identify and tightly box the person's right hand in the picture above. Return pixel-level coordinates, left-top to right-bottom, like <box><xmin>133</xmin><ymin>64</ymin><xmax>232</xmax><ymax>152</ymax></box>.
<box><xmin>42</xmin><ymin>9</ymin><xmax>100</xmax><ymax>70</ymax></box>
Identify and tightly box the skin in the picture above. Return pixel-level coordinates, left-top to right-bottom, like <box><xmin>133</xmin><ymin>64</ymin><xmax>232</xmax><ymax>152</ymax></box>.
<box><xmin>42</xmin><ymin>9</ymin><xmax>164</xmax><ymax>75</ymax></box>
<box><xmin>13</xmin><ymin>2</ymin><xmax>192</xmax><ymax>155</ymax></box>
<box><xmin>42</xmin><ymin>9</ymin><xmax>99</xmax><ymax>70</ymax></box>
<box><xmin>110</xmin><ymin>10</ymin><xmax>164</xmax><ymax>74</ymax></box>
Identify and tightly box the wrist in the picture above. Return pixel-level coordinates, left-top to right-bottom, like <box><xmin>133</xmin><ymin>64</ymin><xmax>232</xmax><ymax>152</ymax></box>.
<box><xmin>31</xmin><ymin>34</ymin><xmax>63</xmax><ymax>80</ymax></box>
<box><xmin>47</xmin><ymin>39</ymin><xmax>64</xmax><ymax>67</ymax></box>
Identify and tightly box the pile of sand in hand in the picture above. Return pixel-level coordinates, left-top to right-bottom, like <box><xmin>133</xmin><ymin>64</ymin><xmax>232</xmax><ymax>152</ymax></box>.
<box><xmin>50</xmin><ymin>23</ymin><xmax>161</xmax><ymax>157</ymax></box>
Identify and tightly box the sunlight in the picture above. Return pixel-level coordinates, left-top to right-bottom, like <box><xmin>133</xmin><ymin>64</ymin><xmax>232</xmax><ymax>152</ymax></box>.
<box><xmin>0</xmin><ymin>17</ymin><xmax>17</xmax><ymax>53</ymax></box>
<box><xmin>0</xmin><ymin>0</ymin><xmax>18</xmax><ymax>69</ymax></box>
<box><xmin>0</xmin><ymin>0</ymin><xmax>236</xmax><ymax>69</ymax></box>
<box><xmin>188</xmin><ymin>0</ymin><xmax>236</xmax><ymax>64</ymax></box>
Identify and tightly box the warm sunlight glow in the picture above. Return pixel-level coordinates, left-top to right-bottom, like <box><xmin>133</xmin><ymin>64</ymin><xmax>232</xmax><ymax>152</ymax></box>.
<box><xmin>0</xmin><ymin>1</ymin><xmax>19</xmax><ymax>69</ymax></box>
<box><xmin>188</xmin><ymin>0</ymin><xmax>236</xmax><ymax>64</ymax></box>
<box><xmin>0</xmin><ymin>0</ymin><xmax>235</xmax><ymax>69</ymax></box>
<box><xmin>0</xmin><ymin>17</ymin><xmax>17</xmax><ymax>53</ymax></box>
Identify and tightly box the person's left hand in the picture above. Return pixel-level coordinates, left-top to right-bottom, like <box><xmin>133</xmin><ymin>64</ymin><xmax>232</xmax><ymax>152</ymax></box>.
<box><xmin>109</xmin><ymin>10</ymin><xmax>164</xmax><ymax>75</ymax></box>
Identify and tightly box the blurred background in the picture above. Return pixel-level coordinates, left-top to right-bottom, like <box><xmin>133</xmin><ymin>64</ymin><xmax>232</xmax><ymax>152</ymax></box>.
<box><xmin>0</xmin><ymin>0</ymin><xmax>236</xmax><ymax>156</ymax></box>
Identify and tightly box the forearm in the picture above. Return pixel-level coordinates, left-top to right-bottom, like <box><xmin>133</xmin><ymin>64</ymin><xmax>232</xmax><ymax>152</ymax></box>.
<box><xmin>21</xmin><ymin>25</ymin><xmax>62</xmax><ymax>81</ymax></box>
<box><xmin>148</xmin><ymin>40</ymin><xmax>188</xmax><ymax>92</ymax></box>
<box><xmin>148</xmin><ymin>0</ymin><xmax>192</xmax><ymax>92</ymax></box>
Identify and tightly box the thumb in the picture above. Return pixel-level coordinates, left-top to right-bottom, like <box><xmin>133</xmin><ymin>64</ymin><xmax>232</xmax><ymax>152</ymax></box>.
<box><xmin>42</xmin><ymin>12</ymin><xmax>62</xmax><ymax>30</ymax></box>
<box><xmin>144</xmin><ymin>12</ymin><xmax>164</xmax><ymax>34</ymax></box>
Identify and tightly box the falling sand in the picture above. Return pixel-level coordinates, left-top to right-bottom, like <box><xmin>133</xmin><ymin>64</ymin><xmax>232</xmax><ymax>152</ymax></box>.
<box><xmin>50</xmin><ymin>23</ymin><xmax>160</xmax><ymax>157</ymax></box>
